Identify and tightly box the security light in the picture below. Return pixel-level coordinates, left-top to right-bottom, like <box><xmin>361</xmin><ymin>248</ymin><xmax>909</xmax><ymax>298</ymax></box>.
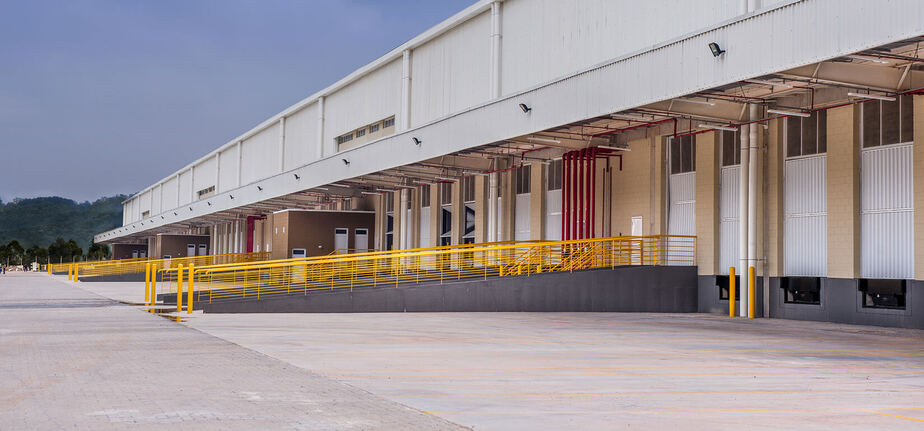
<box><xmin>174</xmin><ymin>212</ymin><xmax>177</xmax><ymax>216</ymax></box>
<box><xmin>257</xmin><ymin>186</ymin><xmax>263</xmax><ymax>191</ymax></box>
<box><xmin>519</xmin><ymin>103</ymin><xmax>532</xmax><ymax>113</ymax></box>
<box><xmin>189</xmin><ymin>207</ymin><xmax>193</xmax><ymax>211</ymax></box>
<box><xmin>294</xmin><ymin>173</ymin><xmax>300</xmax><ymax>180</ymax></box>
<box><xmin>709</xmin><ymin>42</ymin><xmax>725</xmax><ymax>57</ymax></box>
<box><xmin>207</xmin><ymin>202</ymin><xmax>212</xmax><ymax>206</ymax></box>
<box><xmin>342</xmin><ymin>158</ymin><xmax>350</xmax><ymax>165</ymax></box>
<box><xmin>412</xmin><ymin>137</ymin><xmax>422</xmax><ymax>145</ymax></box>
<box><xmin>229</xmin><ymin>195</ymin><xmax>234</xmax><ymax>200</ymax></box>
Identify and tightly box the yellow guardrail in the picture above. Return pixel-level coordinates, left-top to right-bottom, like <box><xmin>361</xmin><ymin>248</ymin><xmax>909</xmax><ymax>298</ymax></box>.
<box><xmin>160</xmin><ymin>235</ymin><xmax>694</xmax><ymax>310</ymax></box>
<box><xmin>72</xmin><ymin>252</ymin><xmax>270</xmax><ymax>279</ymax></box>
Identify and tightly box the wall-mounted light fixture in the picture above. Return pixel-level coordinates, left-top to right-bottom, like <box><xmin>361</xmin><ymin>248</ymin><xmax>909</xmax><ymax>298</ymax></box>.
<box><xmin>708</xmin><ymin>42</ymin><xmax>725</xmax><ymax>57</ymax></box>
<box><xmin>342</xmin><ymin>159</ymin><xmax>350</xmax><ymax>165</ymax></box>
<box><xmin>293</xmin><ymin>173</ymin><xmax>300</xmax><ymax>180</ymax></box>
<box><xmin>229</xmin><ymin>195</ymin><xmax>234</xmax><ymax>200</ymax></box>
<box><xmin>257</xmin><ymin>186</ymin><xmax>263</xmax><ymax>191</ymax></box>
<box><xmin>519</xmin><ymin>103</ymin><xmax>532</xmax><ymax>113</ymax></box>
<box><xmin>412</xmin><ymin>137</ymin><xmax>422</xmax><ymax>145</ymax></box>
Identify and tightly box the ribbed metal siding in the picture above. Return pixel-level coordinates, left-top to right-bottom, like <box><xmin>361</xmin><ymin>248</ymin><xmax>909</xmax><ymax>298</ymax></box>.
<box><xmin>783</xmin><ymin>156</ymin><xmax>827</xmax><ymax>276</ymax></box>
<box><xmin>861</xmin><ymin>144</ymin><xmax>913</xmax><ymax>279</ymax></box>
<box><xmin>668</xmin><ymin>172</ymin><xmax>696</xmax><ymax>236</ymax></box>
<box><xmin>718</xmin><ymin>166</ymin><xmax>739</xmax><ymax>274</ymax></box>
<box><xmin>515</xmin><ymin>193</ymin><xmax>531</xmax><ymax>241</ymax></box>
<box><xmin>545</xmin><ymin>189</ymin><xmax>562</xmax><ymax>240</ymax></box>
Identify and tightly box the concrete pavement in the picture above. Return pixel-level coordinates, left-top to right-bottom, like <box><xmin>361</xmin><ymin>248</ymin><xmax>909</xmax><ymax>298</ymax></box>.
<box><xmin>0</xmin><ymin>273</ymin><xmax>467</xmax><ymax>430</ymax></box>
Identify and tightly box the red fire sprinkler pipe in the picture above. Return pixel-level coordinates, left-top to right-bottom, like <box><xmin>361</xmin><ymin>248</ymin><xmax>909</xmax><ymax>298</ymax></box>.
<box><xmin>590</xmin><ymin>147</ymin><xmax>596</xmax><ymax>239</ymax></box>
<box><xmin>562</xmin><ymin>152</ymin><xmax>569</xmax><ymax>241</ymax></box>
<box><xmin>245</xmin><ymin>216</ymin><xmax>257</xmax><ymax>253</ymax></box>
<box><xmin>571</xmin><ymin>150</ymin><xmax>578</xmax><ymax>241</ymax></box>
<box><xmin>578</xmin><ymin>149</ymin><xmax>585</xmax><ymax>240</ymax></box>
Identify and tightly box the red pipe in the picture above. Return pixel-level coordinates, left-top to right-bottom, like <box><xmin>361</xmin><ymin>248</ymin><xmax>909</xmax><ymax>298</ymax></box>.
<box><xmin>571</xmin><ymin>150</ymin><xmax>578</xmax><ymax>241</ymax></box>
<box><xmin>591</xmin><ymin>147</ymin><xmax>596</xmax><ymax>239</ymax></box>
<box><xmin>579</xmin><ymin>149</ymin><xmax>585</xmax><ymax>239</ymax></box>
<box><xmin>562</xmin><ymin>152</ymin><xmax>569</xmax><ymax>241</ymax></box>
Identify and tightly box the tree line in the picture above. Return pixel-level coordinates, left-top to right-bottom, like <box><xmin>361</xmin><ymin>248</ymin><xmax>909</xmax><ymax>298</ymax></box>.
<box><xmin>0</xmin><ymin>238</ymin><xmax>110</xmax><ymax>267</ymax></box>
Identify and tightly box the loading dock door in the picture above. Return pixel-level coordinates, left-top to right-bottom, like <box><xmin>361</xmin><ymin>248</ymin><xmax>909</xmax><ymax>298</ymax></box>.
<box><xmin>334</xmin><ymin>228</ymin><xmax>349</xmax><ymax>254</ymax></box>
<box><xmin>355</xmin><ymin>229</ymin><xmax>369</xmax><ymax>251</ymax></box>
<box><xmin>132</xmin><ymin>250</ymin><xmax>139</xmax><ymax>259</ymax></box>
<box><xmin>291</xmin><ymin>248</ymin><xmax>307</xmax><ymax>282</ymax></box>
<box><xmin>187</xmin><ymin>244</ymin><xmax>196</xmax><ymax>257</ymax></box>
<box><xmin>198</xmin><ymin>244</ymin><xmax>207</xmax><ymax>256</ymax></box>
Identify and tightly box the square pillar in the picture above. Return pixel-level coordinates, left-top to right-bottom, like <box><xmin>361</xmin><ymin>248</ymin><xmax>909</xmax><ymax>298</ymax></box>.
<box><xmin>767</xmin><ymin>118</ymin><xmax>784</xmax><ymax>277</ymax></box>
<box><xmin>914</xmin><ymin>95</ymin><xmax>924</xmax><ymax>280</ymax></box>
<box><xmin>529</xmin><ymin>161</ymin><xmax>545</xmax><ymax>240</ymax></box>
<box><xmin>695</xmin><ymin>131</ymin><xmax>720</xmax><ymax>275</ymax></box>
<box><xmin>451</xmin><ymin>180</ymin><xmax>463</xmax><ymax>245</ymax></box>
<box><xmin>501</xmin><ymin>169</ymin><xmax>515</xmax><ymax>241</ymax></box>
<box><xmin>826</xmin><ymin>104</ymin><xmax>861</xmax><ymax>279</ymax></box>
<box><xmin>474</xmin><ymin>175</ymin><xmax>488</xmax><ymax>243</ymax></box>
<box><xmin>429</xmin><ymin>184</ymin><xmax>440</xmax><ymax>247</ymax></box>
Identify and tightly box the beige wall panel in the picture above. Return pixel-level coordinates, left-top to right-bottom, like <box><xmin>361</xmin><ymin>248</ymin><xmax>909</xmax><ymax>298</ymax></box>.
<box><xmin>695</xmin><ymin>132</ymin><xmax>719</xmax><ymax>275</ymax></box>
<box><xmin>826</xmin><ymin>105</ymin><xmax>861</xmax><ymax>279</ymax></box>
<box><xmin>530</xmin><ymin>161</ymin><xmax>545</xmax><ymax>241</ymax></box>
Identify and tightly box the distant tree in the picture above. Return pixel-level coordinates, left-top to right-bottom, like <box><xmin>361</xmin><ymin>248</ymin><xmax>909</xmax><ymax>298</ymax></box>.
<box><xmin>6</xmin><ymin>240</ymin><xmax>24</xmax><ymax>265</ymax></box>
<box><xmin>87</xmin><ymin>242</ymin><xmax>110</xmax><ymax>261</ymax></box>
<box><xmin>25</xmin><ymin>244</ymin><xmax>48</xmax><ymax>265</ymax></box>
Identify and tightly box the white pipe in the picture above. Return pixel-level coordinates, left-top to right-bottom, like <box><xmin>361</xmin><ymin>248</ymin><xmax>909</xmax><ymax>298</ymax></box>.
<box><xmin>400</xmin><ymin>50</ymin><xmax>412</xmax><ymax>131</ymax></box>
<box><xmin>747</xmin><ymin>103</ymin><xmax>759</xmax><ymax>318</ymax></box>
<box><xmin>400</xmin><ymin>189</ymin><xmax>409</xmax><ymax>249</ymax></box>
<box><xmin>738</xmin><ymin>122</ymin><xmax>749</xmax><ymax>317</ymax></box>
<box><xmin>488</xmin><ymin>171</ymin><xmax>499</xmax><ymax>242</ymax></box>
<box><xmin>490</xmin><ymin>1</ymin><xmax>502</xmax><ymax>98</ymax></box>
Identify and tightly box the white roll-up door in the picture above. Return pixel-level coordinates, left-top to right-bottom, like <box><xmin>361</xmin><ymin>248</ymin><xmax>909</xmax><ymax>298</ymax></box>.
<box><xmin>861</xmin><ymin>143</ymin><xmax>913</xmax><ymax>279</ymax></box>
<box><xmin>783</xmin><ymin>155</ymin><xmax>827</xmax><ymax>276</ymax></box>
<box><xmin>514</xmin><ymin>193</ymin><xmax>531</xmax><ymax>241</ymax></box>
<box><xmin>544</xmin><ymin>189</ymin><xmax>562</xmax><ymax>240</ymax></box>
<box><xmin>419</xmin><ymin>207</ymin><xmax>430</xmax><ymax>248</ymax></box>
<box><xmin>668</xmin><ymin>172</ymin><xmax>696</xmax><ymax>236</ymax></box>
<box><xmin>718</xmin><ymin>166</ymin><xmax>739</xmax><ymax>274</ymax></box>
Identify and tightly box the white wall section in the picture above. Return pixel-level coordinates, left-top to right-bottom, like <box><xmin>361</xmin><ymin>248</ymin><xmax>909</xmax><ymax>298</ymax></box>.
<box><xmin>861</xmin><ymin>144</ymin><xmax>913</xmax><ymax>279</ymax></box>
<box><xmin>783</xmin><ymin>156</ymin><xmax>827</xmax><ymax>276</ymax></box>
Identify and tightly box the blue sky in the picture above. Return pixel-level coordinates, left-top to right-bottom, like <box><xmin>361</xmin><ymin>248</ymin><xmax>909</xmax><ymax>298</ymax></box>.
<box><xmin>0</xmin><ymin>0</ymin><xmax>473</xmax><ymax>202</ymax></box>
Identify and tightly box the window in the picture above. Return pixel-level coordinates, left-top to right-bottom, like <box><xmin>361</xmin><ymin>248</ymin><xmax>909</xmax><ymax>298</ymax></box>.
<box><xmin>369</xmin><ymin>123</ymin><xmax>380</xmax><ymax>133</ymax></box>
<box><xmin>721</xmin><ymin>131</ymin><xmax>741</xmax><ymax>166</ymax></box>
<box><xmin>197</xmin><ymin>185</ymin><xmax>216</xmax><ymax>198</ymax></box>
<box><xmin>670</xmin><ymin>135</ymin><xmax>695</xmax><ymax>174</ymax></box>
<box><xmin>781</xmin><ymin>277</ymin><xmax>821</xmax><ymax>305</ymax></box>
<box><xmin>862</xmin><ymin>95</ymin><xmax>914</xmax><ymax>148</ymax></box>
<box><xmin>384</xmin><ymin>192</ymin><xmax>394</xmax><ymax>212</ymax></box>
<box><xmin>336</xmin><ymin>133</ymin><xmax>353</xmax><ymax>145</ymax></box>
<box><xmin>546</xmin><ymin>159</ymin><xmax>563</xmax><ymax>190</ymax></box>
<box><xmin>859</xmin><ymin>279</ymin><xmax>907</xmax><ymax>309</ymax></box>
<box><xmin>785</xmin><ymin>111</ymin><xmax>826</xmax><ymax>157</ymax></box>
<box><xmin>439</xmin><ymin>182</ymin><xmax>452</xmax><ymax>205</ymax></box>
<box><xmin>141</xmin><ymin>210</ymin><xmax>150</xmax><ymax>219</ymax></box>
<box><xmin>420</xmin><ymin>185</ymin><xmax>430</xmax><ymax>207</ymax></box>
<box><xmin>462</xmin><ymin>176</ymin><xmax>475</xmax><ymax>203</ymax></box>
<box><xmin>383</xmin><ymin>117</ymin><xmax>395</xmax><ymax>128</ymax></box>
<box><xmin>355</xmin><ymin>128</ymin><xmax>366</xmax><ymax>138</ymax></box>
<box><xmin>463</xmin><ymin>204</ymin><xmax>475</xmax><ymax>239</ymax></box>
<box><xmin>515</xmin><ymin>165</ymin><xmax>531</xmax><ymax>194</ymax></box>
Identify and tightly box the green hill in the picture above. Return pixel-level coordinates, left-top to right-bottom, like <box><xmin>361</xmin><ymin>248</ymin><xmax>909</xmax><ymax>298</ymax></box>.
<box><xmin>0</xmin><ymin>195</ymin><xmax>126</xmax><ymax>253</ymax></box>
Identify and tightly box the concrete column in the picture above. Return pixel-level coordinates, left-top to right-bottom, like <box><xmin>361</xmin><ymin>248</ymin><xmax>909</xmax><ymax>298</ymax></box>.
<box><xmin>474</xmin><ymin>175</ymin><xmax>488</xmax><ymax>243</ymax></box>
<box><xmin>695</xmin><ymin>131</ymin><xmax>720</xmax><ymax>276</ymax></box>
<box><xmin>501</xmin><ymin>169</ymin><xmax>516</xmax><ymax>241</ymax></box>
<box><xmin>913</xmin><ymin>95</ymin><xmax>924</xmax><ymax>280</ymax></box>
<box><xmin>374</xmin><ymin>195</ymin><xmax>383</xmax><ymax>250</ymax></box>
<box><xmin>429</xmin><ymin>184</ymin><xmax>440</xmax><ymax>246</ymax></box>
<box><xmin>826</xmin><ymin>104</ymin><xmax>861</xmax><ymax>279</ymax></box>
<box><xmin>395</xmin><ymin>191</ymin><xmax>405</xmax><ymax>249</ymax></box>
<box><xmin>410</xmin><ymin>188</ymin><xmax>420</xmax><ymax>249</ymax></box>
<box><xmin>529</xmin><ymin>161</ymin><xmax>545</xmax><ymax>240</ymax></box>
<box><xmin>766</xmin><ymin>119</ymin><xmax>784</xmax><ymax>277</ymax></box>
<box><xmin>651</xmin><ymin>133</ymin><xmax>668</xmax><ymax>235</ymax></box>
<box><xmin>451</xmin><ymin>181</ymin><xmax>463</xmax><ymax>245</ymax></box>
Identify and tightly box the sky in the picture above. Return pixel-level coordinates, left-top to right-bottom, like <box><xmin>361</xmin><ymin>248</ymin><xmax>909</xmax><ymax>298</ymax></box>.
<box><xmin>0</xmin><ymin>0</ymin><xmax>473</xmax><ymax>203</ymax></box>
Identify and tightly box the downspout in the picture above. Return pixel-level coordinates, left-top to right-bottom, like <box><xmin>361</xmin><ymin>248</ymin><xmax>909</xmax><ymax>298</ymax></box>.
<box><xmin>488</xmin><ymin>171</ymin><xmax>498</xmax><ymax>242</ymax></box>
<box><xmin>738</xmin><ymin>121</ymin><xmax>750</xmax><ymax>317</ymax></box>
<box><xmin>490</xmin><ymin>1</ymin><xmax>502</xmax><ymax>99</ymax></box>
<box><xmin>747</xmin><ymin>103</ymin><xmax>760</xmax><ymax>318</ymax></box>
<box><xmin>400</xmin><ymin>189</ymin><xmax>409</xmax><ymax>250</ymax></box>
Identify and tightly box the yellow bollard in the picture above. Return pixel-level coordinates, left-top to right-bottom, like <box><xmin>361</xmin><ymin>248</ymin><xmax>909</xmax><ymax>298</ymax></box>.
<box><xmin>748</xmin><ymin>266</ymin><xmax>756</xmax><ymax>319</ymax></box>
<box><xmin>186</xmin><ymin>264</ymin><xmax>194</xmax><ymax>314</ymax></box>
<box><xmin>176</xmin><ymin>264</ymin><xmax>184</xmax><ymax>313</ymax></box>
<box><xmin>68</xmin><ymin>264</ymin><xmax>72</xmax><ymax>281</ymax></box>
<box><xmin>144</xmin><ymin>263</ymin><xmax>151</xmax><ymax>304</ymax></box>
<box><xmin>728</xmin><ymin>266</ymin><xmax>736</xmax><ymax>317</ymax></box>
<box><xmin>74</xmin><ymin>265</ymin><xmax>78</xmax><ymax>282</ymax></box>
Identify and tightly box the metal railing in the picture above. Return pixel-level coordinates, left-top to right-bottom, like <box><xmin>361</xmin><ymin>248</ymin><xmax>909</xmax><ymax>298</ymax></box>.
<box><xmin>165</xmin><ymin>235</ymin><xmax>694</xmax><ymax>305</ymax></box>
<box><xmin>74</xmin><ymin>252</ymin><xmax>270</xmax><ymax>279</ymax></box>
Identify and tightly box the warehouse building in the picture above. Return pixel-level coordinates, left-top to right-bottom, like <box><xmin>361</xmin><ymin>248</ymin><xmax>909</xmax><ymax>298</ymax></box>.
<box><xmin>96</xmin><ymin>0</ymin><xmax>924</xmax><ymax>328</ymax></box>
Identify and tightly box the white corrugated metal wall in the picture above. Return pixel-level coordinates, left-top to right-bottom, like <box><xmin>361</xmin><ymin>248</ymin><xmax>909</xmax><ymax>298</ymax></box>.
<box><xmin>544</xmin><ymin>189</ymin><xmax>562</xmax><ymax>240</ymax></box>
<box><xmin>861</xmin><ymin>143</ymin><xmax>914</xmax><ymax>279</ymax></box>
<box><xmin>718</xmin><ymin>166</ymin><xmax>739</xmax><ymax>274</ymax></box>
<box><xmin>668</xmin><ymin>173</ymin><xmax>696</xmax><ymax>236</ymax></box>
<box><xmin>240</xmin><ymin>122</ymin><xmax>281</xmax><ymax>186</ymax></box>
<box><xmin>783</xmin><ymin>155</ymin><xmax>827</xmax><ymax>276</ymax></box>
<box><xmin>514</xmin><ymin>193</ymin><xmax>530</xmax><ymax>241</ymax></box>
<box><xmin>218</xmin><ymin>145</ymin><xmax>238</xmax><ymax>193</ymax></box>
<box><xmin>283</xmin><ymin>103</ymin><xmax>319</xmax><ymax>170</ymax></box>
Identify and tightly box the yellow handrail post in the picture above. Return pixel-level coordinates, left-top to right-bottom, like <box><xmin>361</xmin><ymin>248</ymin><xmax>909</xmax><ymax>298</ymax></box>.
<box><xmin>151</xmin><ymin>268</ymin><xmax>158</xmax><ymax>308</ymax></box>
<box><xmin>67</xmin><ymin>264</ymin><xmax>72</xmax><ymax>280</ymax></box>
<box><xmin>728</xmin><ymin>266</ymin><xmax>736</xmax><ymax>317</ymax></box>
<box><xmin>74</xmin><ymin>265</ymin><xmax>79</xmax><ymax>282</ymax></box>
<box><xmin>176</xmin><ymin>264</ymin><xmax>184</xmax><ymax>313</ymax></box>
<box><xmin>748</xmin><ymin>266</ymin><xmax>755</xmax><ymax>319</ymax></box>
<box><xmin>144</xmin><ymin>263</ymin><xmax>151</xmax><ymax>305</ymax></box>
<box><xmin>187</xmin><ymin>264</ymin><xmax>194</xmax><ymax>314</ymax></box>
